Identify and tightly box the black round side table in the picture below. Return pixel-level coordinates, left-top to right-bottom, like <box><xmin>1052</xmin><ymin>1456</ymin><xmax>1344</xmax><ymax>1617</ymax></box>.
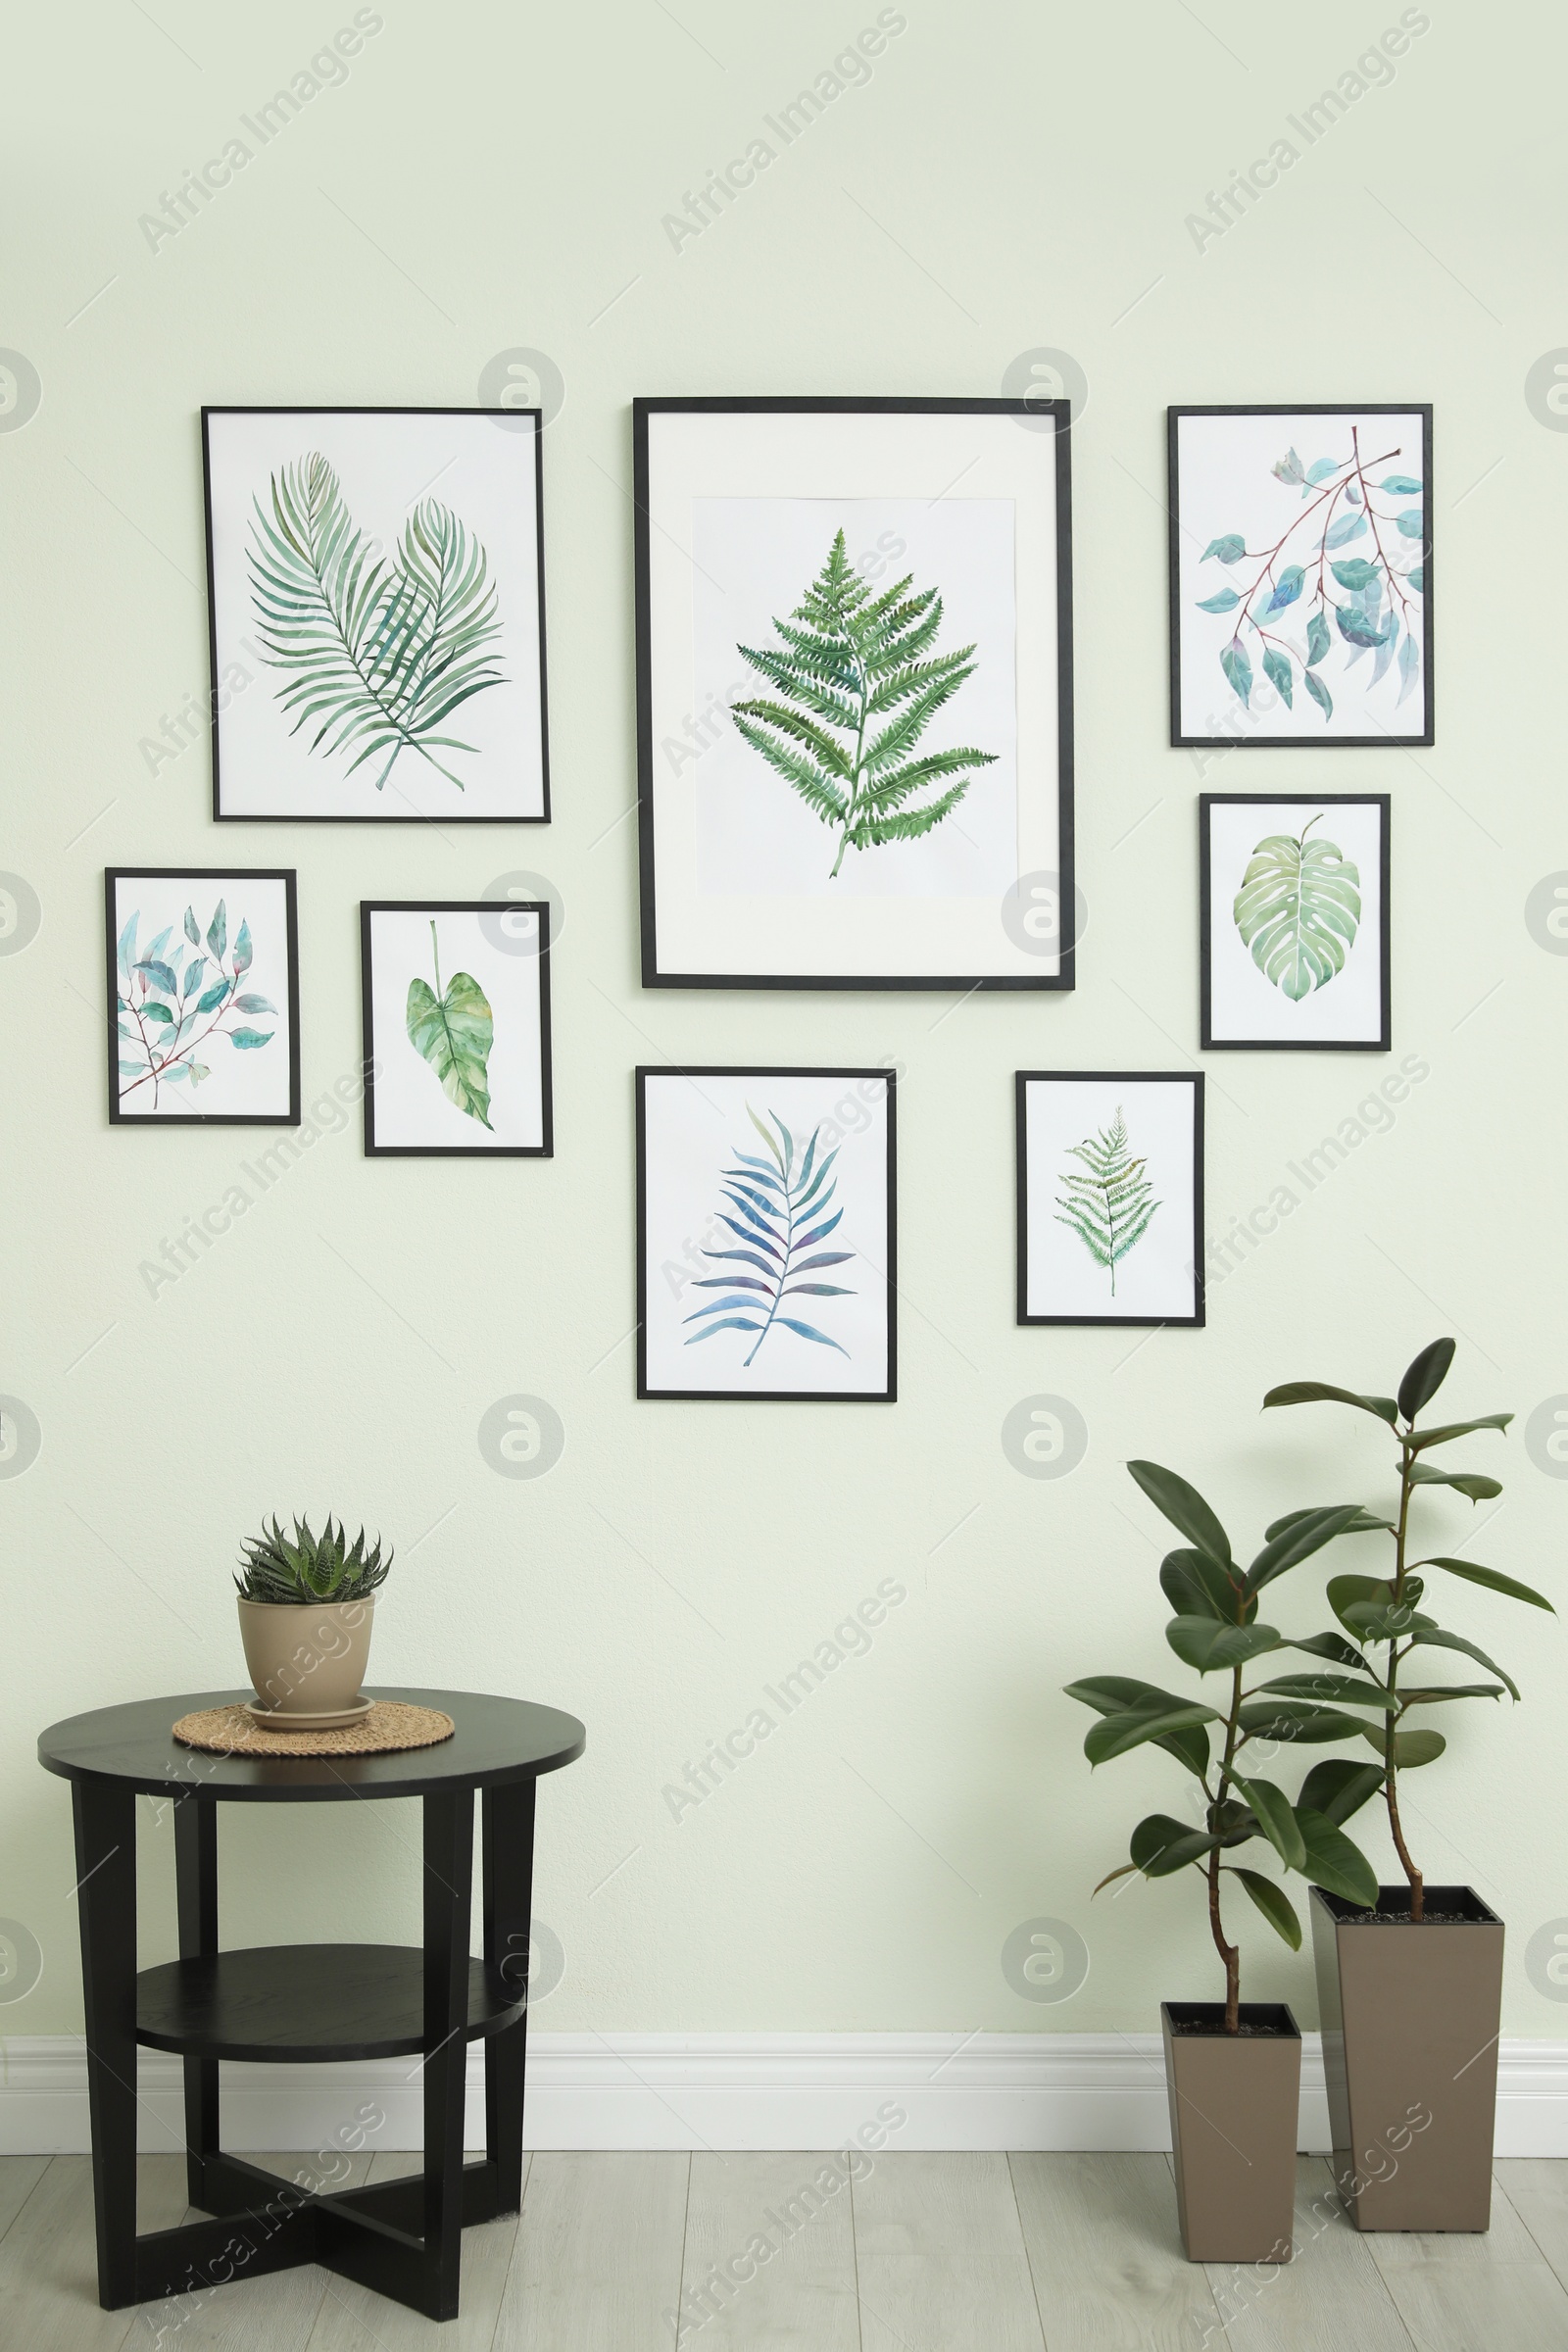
<box><xmin>38</xmin><ymin>1687</ymin><xmax>584</xmax><ymax>2324</ymax></box>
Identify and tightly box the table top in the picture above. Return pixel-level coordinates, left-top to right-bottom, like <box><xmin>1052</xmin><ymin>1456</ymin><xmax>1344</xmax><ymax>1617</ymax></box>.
<box><xmin>37</xmin><ymin>1688</ymin><xmax>585</xmax><ymax>1802</ymax></box>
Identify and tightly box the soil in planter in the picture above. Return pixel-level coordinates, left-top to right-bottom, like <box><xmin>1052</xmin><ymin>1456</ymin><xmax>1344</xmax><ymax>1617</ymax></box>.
<box><xmin>1167</xmin><ymin>2018</ymin><xmax>1295</xmax><ymax>2037</ymax></box>
<box><xmin>1337</xmin><ymin>1905</ymin><xmax>1479</xmax><ymax>1925</ymax></box>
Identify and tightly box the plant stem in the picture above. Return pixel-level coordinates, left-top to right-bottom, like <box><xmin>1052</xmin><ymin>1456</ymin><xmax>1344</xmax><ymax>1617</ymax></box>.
<box><xmin>829</xmin><ymin>605</ymin><xmax>871</xmax><ymax>882</ymax></box>
<box><xmin>1348</xmin><ymin>425</ymin><xmax>1414</xmax><ymax>629</ymax></box>
<box><xmin>742</xmin><ymin>1134</ymin><xmax>798</xmax><ymax>1368</ymax></box>
<box><xmin>431</xmin><ymin>921</ymin><xmax>442</xmax><ymax>1001</ymax></box>
<box><xmin>1208</xmin><ymin>1660</ymin><xmax>1245</xmax><ymax>2032</ymax></box>
<box><xmin>1387</xmin><ymin>1428</ymin><xmax>1424</xmax><ymax>1921</ymax></box>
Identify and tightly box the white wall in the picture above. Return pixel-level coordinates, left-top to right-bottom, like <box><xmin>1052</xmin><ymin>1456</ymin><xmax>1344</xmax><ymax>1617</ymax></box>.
<box><xmin>4</xmin><ymin>0</ymin><xmax>1567</xmax><ymax>2063</ymax></box>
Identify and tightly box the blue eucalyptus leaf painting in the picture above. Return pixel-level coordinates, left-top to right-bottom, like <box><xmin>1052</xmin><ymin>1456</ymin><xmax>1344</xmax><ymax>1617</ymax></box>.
<box><xmin>1173</xmin><ymin>408</ymin><xmax>1430</xmax><ymax>744</ymax></box>
<box><xmin>109</xmin><ymin>870</ymin><xmax>295</xmax><ymax>1122</ymax></box>
<box><xmin>639</xmin><ymin>1068</ymin><xmax>895</xmax><ymax>1400</ymax></box>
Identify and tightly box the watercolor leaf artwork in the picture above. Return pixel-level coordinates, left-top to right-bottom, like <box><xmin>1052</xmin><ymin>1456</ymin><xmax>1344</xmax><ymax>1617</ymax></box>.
<box><xmin>406</xmin><ymin>921</ymin><xmax>495</xmax><ymax>1128</ymax></box>
<box><xmin>1054</xmin><ymin>1107</ymin><xmax>1159</xmax><ymax>1298</ymax></box>
<box><xmin>1233</xmin><ymin>814</ymin><xmax>1361</xmax><ymax>999</ymax></box>
<box><xmin>249</xmin><ymin>453</ymin><xmax>507</xmax><ymax>794</ymax></box>
<box><xmin>117</xmin><ymin>899</ymin><xmax>275</xmax><ymax>1106</ymax></box>
<box><xmin>731</xmin><ymin>528</ymin><xmax>997</xmax><ymax>879</ymax></box>
<box><xmin>1196</xmin><ymin>427</ymin><xmax>1424</xmax><ymax>721</ymax></box>
<box><xmin>685</xmin><ymin>1106</ymin><xmax>858</xmax><ymax>1367</ymax></box>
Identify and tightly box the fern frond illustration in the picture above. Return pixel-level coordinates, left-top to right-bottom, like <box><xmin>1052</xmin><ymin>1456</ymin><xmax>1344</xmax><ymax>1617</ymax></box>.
<box><xmin>1234</xmin><ymin>813</ymin><xmax>1361</xmax><ymax>999</ymax></box>
<box><xmin>1054</xmin><ymin>1107</ymin><xmax>1159</xmax><ymax>1297</ymax></box>
<box><xmin>406</xmin><ymin>921</ymin><xmax>494</xmax><ymax>1128</ymax></box>
<box><xmin>731</xmin><ymin>529</ymin><xmax>998</xmax><ymax>879</ymax></box>
<box><xmin>684</xmin><ymin>1107</ymin><xmax>857</xmax><ymax>1368</ymax></box>
<box><xmin>248</xmin><ymin>453</ymin><xmax>507</xmax><ymax>794</ymax></box>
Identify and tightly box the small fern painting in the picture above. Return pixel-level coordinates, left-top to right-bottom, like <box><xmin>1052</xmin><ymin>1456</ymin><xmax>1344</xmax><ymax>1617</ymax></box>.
<box><xmin>731</xmin><ymin>529</ymin><xmax>998</xmax><ymax>882</ymax></box>
<box><xmin>361</xmin><ymin>903</ymin><xmax>552</xmax><ymax>1156</ymax></box>
<box><xmin>205</xmin><ymin>409</ymin><xmax>548</xmax><ymax>821</ymax></box>
<box><xmin>1200</xmin><ymin>797</ymin><xmax>1390</xmax><ymax>1051</ymax></box>
<box><xmin>638</xmin><ymin>1067</ymin><xmax>896</xmax><ymax>1399</ymax></box>
<box><xmin>1018</xmin><ymin>1073</ymin><xmax>1203</xmax><ymax>1327</ymax></box>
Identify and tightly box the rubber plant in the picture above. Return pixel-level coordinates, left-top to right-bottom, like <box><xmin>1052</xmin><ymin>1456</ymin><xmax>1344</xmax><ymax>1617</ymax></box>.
<box><xmin>1263</xmin><ymin>1337</ymin><xmax>1544</xmax><ymax>1922</ymax></box>
<box><xmin>1066</xmin><ymin>1458</ymin><xmax>1383</xmax><ymax>2034</ymax></box>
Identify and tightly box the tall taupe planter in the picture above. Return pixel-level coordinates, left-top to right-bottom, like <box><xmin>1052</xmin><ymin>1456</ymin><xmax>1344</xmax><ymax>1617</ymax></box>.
<box><xmin>1310</xmin><ymin>1886</ymin><xmax>1504</xmax><ymax>2231</ymax></box>
<box><xmin>1161</xmin><ymin>2002</ymin><xmax>1301</xmax><ymax>2262</ymax></box>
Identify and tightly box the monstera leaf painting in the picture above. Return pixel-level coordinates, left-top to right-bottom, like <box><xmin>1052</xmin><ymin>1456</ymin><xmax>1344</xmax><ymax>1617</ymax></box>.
<box><xmin>1234</xmin><ymin>815</ymin><xmax>1361</xmax><ymax>999</ymax></box>
<box><xmin>406</xmin><ymin>922</ymin><xmax>494</xmax><ymax>1128</ymax></box>
<box><xmin>685</xmin><ymin>1107</ymin><xmax>857</xmax><ymax>1366</ymax></box>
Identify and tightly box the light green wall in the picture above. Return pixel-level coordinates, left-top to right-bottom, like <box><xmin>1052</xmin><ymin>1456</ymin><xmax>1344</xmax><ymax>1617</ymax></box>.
<box><xmin>4</xmin><ymin>0</ymin><xmax>1566</xmax><ymax>2040</ymax></box>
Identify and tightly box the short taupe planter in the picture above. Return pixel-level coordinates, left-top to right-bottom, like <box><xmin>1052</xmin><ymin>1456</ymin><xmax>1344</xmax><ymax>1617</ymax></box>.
<box><xmin>1162</xmin><ymin>2001</ymin><xmax>1301</xmax><ymax>2262</ymax></box>
<box><xmin>237</xmin><ymin>1595</ymin><xmax>374</xmax><ymax>1717</ymax></box>
<box><xmin>1310</xmin><ymin>1885</ymin><xmax>1504</xmax><ymax>2231</ymax></box>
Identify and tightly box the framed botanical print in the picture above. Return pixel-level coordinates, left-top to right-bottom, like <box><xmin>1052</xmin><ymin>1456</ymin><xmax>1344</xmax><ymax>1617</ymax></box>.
<box><xmin>1168</xmin><ymin>405</ymin><xmax>1432</xmax><ymax>748</ymax></box>
<box><xmin>360</xmin><ymin>902</ymin><xmax>552</xmax><ymax>1155</ymax></box>
<box><xmin>203</xmin><ymin>407</ymin><xmax>550</xmax><ymax>823</ymax></box>
<box><xmin>1201</xmin><ymin>795</ymin><xmax>1391</xmax><ymax>1052</ymax></box>
<box><xmin>637</xmin><ymin>1066</ymin><xmax>896</xmax><ymax>1400</ymax></box>
<box><xmin>634</xmin><ymin>396</ymin><xmax>1074</xmax><ymax>990</ymax></box>
<box><xmin>1016</xmin><ymin>1072</ymin><xmax>1203</xmax><ymax>1328</ymax></box>
<box><xmin>107</xmin><ymin>868</ymin><xmax>300</xmax><ymax>1125</ymax></box>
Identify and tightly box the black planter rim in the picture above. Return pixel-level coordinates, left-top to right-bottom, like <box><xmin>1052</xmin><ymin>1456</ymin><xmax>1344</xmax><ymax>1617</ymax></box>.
<box><xmin>1309</xmin><ymin>1884</ymin><xmax>1501</xmax><ymax>1928</ymax></box>
<box><xmin>1161</xmin><ymin>1999</ymin><xmax>1301</xmax><ymax>2040</ymax></box>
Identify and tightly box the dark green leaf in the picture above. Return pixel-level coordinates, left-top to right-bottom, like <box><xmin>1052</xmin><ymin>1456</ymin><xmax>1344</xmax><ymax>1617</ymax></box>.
<box><xmin>1166</xmin><ymin>1617</ymin><xmax>1281</xmax><ymax>1672</ymax></box>
<box><xmin>1254</xmin><ymin>1673</ymin><xmax>1397</xmax><ymax>1712</ymax></box>
<box><xmin>1084</xmin><ymin>1702</ymin><xmax>1221</xmax><ymax>1766</ymax></box>
<box><xmin>1224</xmin><ymin>1868</ymin><xmax>1302</xmax><ymax>1948</ymax></box>
<box><xmin>1416</xmin><ymin>1557</ymin><xmax>1552</xmax><ymax>1612</ymax></box>
<box><xmin>1361</xmin><ymin>1724</ymin><xmax>1445</xmax><ymax>1768</ymax></box>
<box><xmin>1126</xmin><ymin>1460</ymin><xmax>1232</xmax><ymax>1567</ymax></box>
<box><xmin>1398</xmin><ymin>1684</ymin><xmax>1506</xmax><ymax>1704</ymax></box>
<box><xmin>1160</xmin><ymin>1547</ymin><xmax>1249</xmax><ymax>1624</ymax></box>
<box><xmin>1091</xmin><ymin>1863</ymin><xmax>1140</xmax><ymax>1896</ymax></box>
<box><xmin>1406</xmin><ymin>1626</ymin><xmax>1519</xmax><ymax>1700</ymax></box>
<box><xmin>1263</xmin><ymin>1382</ymin><xmax>1397</xmax><ymax>1425</ymax></box>
<box><xmin>1298</xmin><ymin>1757</ymin><xmax>1385</xmax><ymax>1826</ymax></box>
<box><xmin>1288</xmin><ymin>1630</ymin><xmax>1370</xmax><ymax>1671</ymax></box>
<box><xmin>1237</xmin><ymin>1700</ymin><xmax>1374</xmax><ymax>1743</ymax></box>
<box><xmin>1397</xmin><ymin>1338</ymin><xmax>1455</xmax><ymax>1421</ymax></box>
<box><xmin>1328</xmin><ymin>1575</ymin><xmax>1422</xmax><ymax>1638</ymax></box>
<box><xmin>1264</xmin><ymin>1506</ymin><xmax>1392</xmax><ymax>1543</ymax></box>
<box><xmin>1293</xmin><ymin>1807</ymin><xmax>1379</xmax><ymax>1906</ymax></box>
<box><xmin>1229</xmin><ymin>1775</ymin><xmax>1305</xmax><ymax>1871</ymax></box>
<box><xmin>1406</xmin><ymin>1414</ymin><xmax>1512</xmax><ymax>1451</ymax></box>
<box><xmin>1406</xmin><ymin>1463</ymin><xmax>1501</xmax><ymax>1501</ymax></box>
<box><xmin>1131</xmin><ymin>1814</ymin><xmax>1218</xmax><ymax>1877</ymax></box>
<box><xmin>1246</xmin><ymin>1503</ymin><xmax>1370</xmax><ymax>1592</ymax></box>
<box><xmin>1063</xmin><ymin>1675</ymin><xmax>1177</xmax><ymax>1718</ymax></box>
<box><xmin>1340</xmin><ymin>1599</ymin><xmax>1431</xmax><ymax>1642</ymax></box>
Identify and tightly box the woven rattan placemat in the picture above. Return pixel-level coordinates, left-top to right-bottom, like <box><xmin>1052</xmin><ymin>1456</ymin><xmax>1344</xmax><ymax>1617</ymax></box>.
<box><xmin>172</xmin><ymin>1700</ymin><xmax>456</xmax><ymax>1758</ymax></box>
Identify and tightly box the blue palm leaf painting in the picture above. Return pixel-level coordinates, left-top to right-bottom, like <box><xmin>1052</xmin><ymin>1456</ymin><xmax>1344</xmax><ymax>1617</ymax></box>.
<box><xmin>684</xmin><ymin>1106</ymin><xmax>858</xmax><ymax>1368</ymax></box>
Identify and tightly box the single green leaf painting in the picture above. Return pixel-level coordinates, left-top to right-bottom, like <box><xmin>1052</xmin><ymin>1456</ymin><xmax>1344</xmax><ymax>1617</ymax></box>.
<box><xmin>117</xmin><ymin>899</ymin><xmax>277</xmax><ymax>1107</ymax></box>
<box><xmin>731</xmin><ymin>529</ymin><xmax>997</xmax><ymax>880</ymax></box>
<box><xmin>406</xmin><ymin>922</ymin><xmax>495</xmax><ymax>1128</ymax></box>
<box><xmin>685</xmin><ymin>1107</ymin><xmax>857</xmax><ymax>1367</ymax></box>
<box><xmin>1194</xmin><ymin>422</ymin><xmax>1425</xmax><ymax>724</ymax></box>
<box><xmin>1054</xmin><ymin>1107</ymin><xmax>1160</xmax><ymax>1297</ymax></box>
<box><xmin>249</xmin><ymin>453</ymin><xmax>507</xmax><ymax>794</ymax></box>
<box><xmin>1234</xmin><ymin>814</ymin><xmax>1361</xmax><ymax>999</ymax></box>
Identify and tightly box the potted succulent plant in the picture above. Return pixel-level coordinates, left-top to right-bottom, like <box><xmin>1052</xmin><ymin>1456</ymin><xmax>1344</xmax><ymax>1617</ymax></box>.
<box><xmin>1066</xmin><ymin>1458</ymin><xmax>1384</xmax><ymax>2263</ymax></box>
<box><xmin>1264</xmin><ymin>1338</ymin><xmax>1542</xmax><ymax>2230</ymax></box>
<box><xmin>234</xmin><ymin>1515</ymin><xmax>392</xmax><ymax>1728</ymax></box>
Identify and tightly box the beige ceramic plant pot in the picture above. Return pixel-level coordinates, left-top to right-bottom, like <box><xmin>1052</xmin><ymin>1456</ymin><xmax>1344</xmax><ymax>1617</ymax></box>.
<box><xmin>237</xmin><ymin>1596</ymin><xmax>374</xmax><ymax>1716</ymax></box>
<box><xmin>1162</xmin><ymin>2000</ymin><xmax>1302</xmax><ymax>2262</ymax></box>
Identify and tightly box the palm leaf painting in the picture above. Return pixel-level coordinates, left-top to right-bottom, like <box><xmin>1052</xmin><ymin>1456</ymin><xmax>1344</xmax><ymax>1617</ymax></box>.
<box><xmin>731</xmin><ymin>529</ymin><xmax>997</xmax><ymax>880</ymax></box>
<box><xmin>248</xmin><ymin>453</ymin><xmax>507</xmax><ymax>794</ymax></box>
<box><xmin>1233</xmin><ymin>814</ymin><xmax>1361</xmax><ymax>999</ymax></box>
<box><xmin>685</xmin><ymin>1107</ymin><xmax>857</xmax><ymax>1368</ymax></box>
<box><xmin>117</xmin><ymin>898</ymin><xmax>275</xmax><ymax>1107</ymax></box>
<box><xmin>1054</xmin><ymin>1107</ymin><xmax>1159</xmax><ymax>1298</ymax></box>
<box><xmin>406</xmin><ymin>922</ymin><xmax>494</xmax><ymax>1127</ymax></box>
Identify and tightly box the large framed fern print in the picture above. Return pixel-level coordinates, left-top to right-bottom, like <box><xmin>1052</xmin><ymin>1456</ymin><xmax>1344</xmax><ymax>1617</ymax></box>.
<box><xmin>1016</xmin><ymin>1072</ymin><xmax>1203</xmax><ymax>1327</ymax></box>
<box><xmin>1200</xmin><ymin>795</ymin><xmax>1391</xmax><ymax>1051</ymax></box>
<box><xmin>634</xmin><ymin>397</ymin><xmax>1073</xmax><ymax>989</ymax></box>
<box><xmin>637</xmin><ymin>1066</ymin><xmax>896</xmax><ymax>1400</ymax></box>
<box><xmin>203</xmin><ymin>408</ymin><xmax>549</xmax><ymax>823</ymax></box>
<box><xmin>106</xmin><ymin>867</ymin><xmax>300</xmax><ymax>1126</ymax></box>
<box><xmin>360</xmin><ymin>902</ymin><xmax>553</xmax><ymax>1155</ymax></box>
<box><xmin>1168</xmin><ymin>405</ymin><xmax>1432</xmax><ymax>748</ymax></box>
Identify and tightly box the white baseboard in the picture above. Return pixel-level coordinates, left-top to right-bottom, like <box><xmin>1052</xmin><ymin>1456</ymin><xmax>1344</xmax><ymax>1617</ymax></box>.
<box><xmin>3</xmin><ymin>2033</ymin><xmax>1566</xmax><ymax>2158</ymax></box>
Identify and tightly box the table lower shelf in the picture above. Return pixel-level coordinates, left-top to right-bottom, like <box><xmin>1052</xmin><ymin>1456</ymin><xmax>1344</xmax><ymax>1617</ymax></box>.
<box><xmin>135</xmin><ymin>1943</ymin><xmax>525</xmax><ymax>2063</ymax></box>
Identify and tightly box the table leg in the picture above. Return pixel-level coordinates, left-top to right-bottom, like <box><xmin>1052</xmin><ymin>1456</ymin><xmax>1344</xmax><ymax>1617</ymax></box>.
<box><xmin>421</xmin><ymin>1787</ymin><xmax>474</xmax><ymax>2321</ymax></box>
<box><xmin>173</xmin><ymin>1797</ymin><xmax>220</xmax><ymax>2211</ymax></box>
<box><xmin>482</xmin><ymin>1780</ymin><xmax>536</xmax><ymax>2213</ymax></box>
<box><xmin>72</xmin><ymin>1779</ymin><xmax>138</xmax><ymax>2309</ymax></box>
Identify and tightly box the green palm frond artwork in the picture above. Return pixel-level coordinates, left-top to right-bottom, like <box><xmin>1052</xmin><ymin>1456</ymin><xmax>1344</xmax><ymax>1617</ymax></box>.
<box><xmin>249</xmin><ymin>453</ymin><xmax>507</xmax><ymax>795</ymax></box>
<box><xmin>731</xmin><ymin>529</ymin><xmax>997</xmax><ymax>880</ymax></box>
<box><xmin>1054</xmin><ymin>1107</ymin><xmax>1160</xmax><ymax>1298</ymax></box>
<box><xmin>1233</xmin><ymin>814</ymin><xmax>1361</xmax><ymax>999</ymax></box>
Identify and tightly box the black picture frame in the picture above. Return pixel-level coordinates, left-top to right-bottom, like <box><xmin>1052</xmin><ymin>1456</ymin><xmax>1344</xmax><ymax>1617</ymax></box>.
<box><xmin>636</xmin><ymin>1064</ymin><xmax>898</xmax><ymax>1401</ymax></box>
<box><xmin>1015</xmin><ymin>1070</ymin><xmax>1204</xmax><ymax>1328</ymax></box>
<box><xmin>633</xmin><ymin>395</ymin><xmax>1074</xmax><ymax>991</ymax></box>
<box><xmin>202</xmin><ymin>406</ymin><xmax>551</xmax><ymax>824</ymax></box>
<box><xmin>106</xmin><ymin>867</ymin><xmax>302</xmax><ymax>1127</ymax></box>
<box><xmin>1200</xmin><ymin>794</ymin><xmax>1392</xmax><ymax>1053</ymax></box>
<box><xmin>360</xmin><ymin>901</ymin><xmax>554</xmax><ymax>1158</ymax></box>
<box><xmin>1167</xmin><ymin>403</ymin><xmax>1433</xmax><ymax>751</ymax></box>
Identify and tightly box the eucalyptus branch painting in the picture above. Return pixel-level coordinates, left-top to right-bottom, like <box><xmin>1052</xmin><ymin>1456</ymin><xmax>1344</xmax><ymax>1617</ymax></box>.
<box><xmin>1170</xmin><ymin>407</ymin><xmax>1432</xmax><ymax>747</ymax></box>
<box><xmin>204</xmin><ymin>409</ymin><xmax>549</xmax><ymax>821</ymax></box>
<box><xmin>731</xmin><ymin>529</ymin><xmax>998</xmax><ymax>880</ymax></box>
<box><xmin>1200</xmin><ymin>797</ymin><xmax>1390</xmax><ymax>1053</ymax></box>
<box><xmin>1234</xmin><ymin>814</ymin><xmax>1361</xmax><ymax>999</ymax></box>
<box><xmin>638</xmin><ymin>1066</ymin><xmax>896</xmax><ymax>1400</ymax></box>
<box><xmin>1053</xmin><ymin>1107</ymin><xmax>1159</xmax><ymax>1298</ymax></box>
<box><xmin>249</xmin><ymin>453</ymin><xmax>506</xmax><ymax>794</ymax></box>
<box><xmin>107</xmin><ymin>870</ymin><xmax>299</xmax><ymax>1126</ymax></box>
<box><xmin>406</xmin><ymin>921</ymin><xmax>495</xmax><ymax>1129</ymax></box>
<box><xmin>684</xmin><ymin>1107</ymin><xmax>857</xmax><ymax>1367</ymax></box>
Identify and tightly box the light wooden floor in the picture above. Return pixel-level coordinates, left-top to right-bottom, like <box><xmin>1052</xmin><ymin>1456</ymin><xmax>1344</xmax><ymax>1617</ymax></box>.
<box><xmin>3</xmin><ymin>2149</ymin><xmax>1568</xmax><ymax>2348</ymax></box>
